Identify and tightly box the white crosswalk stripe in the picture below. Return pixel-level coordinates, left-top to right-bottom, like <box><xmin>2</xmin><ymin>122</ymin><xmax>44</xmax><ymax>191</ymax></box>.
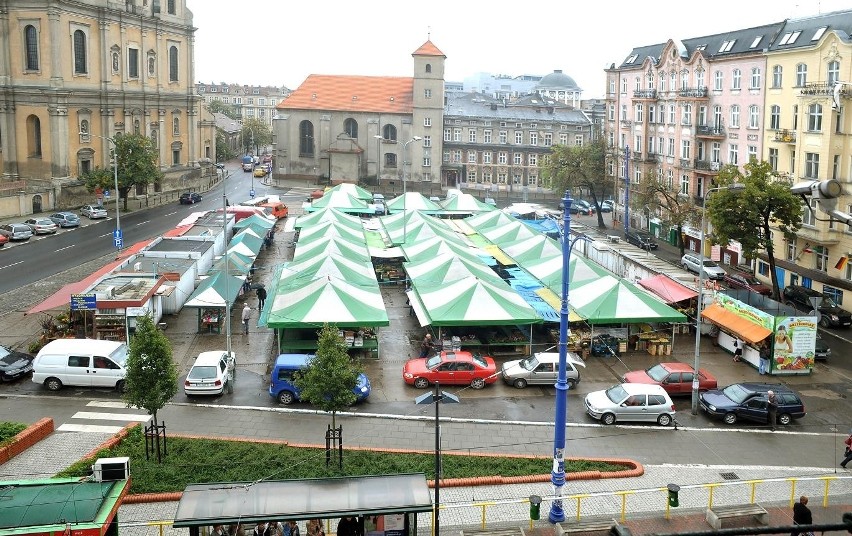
<box><xmin>56</xmin><ymin>401</ymin><xmax>152</xmax><ymax>433</ymax></box>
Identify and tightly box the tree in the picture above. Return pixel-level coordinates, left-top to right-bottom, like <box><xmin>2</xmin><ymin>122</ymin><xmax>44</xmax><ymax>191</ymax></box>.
<box><xmin>707</xmin><ymin>160</ymin><xmax>802</xmax><ymax>300</ymax></box>
<box><xmin>541</xmin><ymin>137</ymin><xmax>611</xmax><ymax>228</ymax></box>
<box><xmin>216</xmin><ymin>130</ymin><xmax>235</xmax><ymax>163</ymax></box>
<box><xmin>81</xmin><ymin>133</ymin><xmax>163</xmax><ymax>210</ymax></box>
<box><xmin>241</xmin><ymin>118</ymin><xmax>272</xmax><ymax>154</ymax></box>
<box><xmin>633</xmin><ymin>174</ymin><xmax>697</xmax><ymax>257</ymax></box>
<box><xmin>123</xmin><ymin>314</ymin><xmax>178</xmax><ymax>460</ymax></box>
<box><xmin>207</xmin><ymin>100</ymin><xmax>240</xmax><ymax>120</ymax></box>
<box><xmin>292</xmin><ymin>323</ymin><xmax>362</xmax><ymax>432</ymax></box>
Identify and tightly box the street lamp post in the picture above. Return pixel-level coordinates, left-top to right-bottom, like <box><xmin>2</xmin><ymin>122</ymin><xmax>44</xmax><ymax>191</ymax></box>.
<box><xmin>401</xmin><ymin>136</ymin><xmax>422</xmax><ymax>243</ymax></box>
<box><xmin>548</xmin><ymin>190</ymin><xmax>590</xmax><ymax>523</ymax></box>
<box><xmin>691</xmin><ymin>183</ymin><xmax>745</xmax><ymax>414</ymax></box>
<box><xmin>86</xmin><ymin>133</ymin><xmax>122</xmax><ymax>252</ymax></box>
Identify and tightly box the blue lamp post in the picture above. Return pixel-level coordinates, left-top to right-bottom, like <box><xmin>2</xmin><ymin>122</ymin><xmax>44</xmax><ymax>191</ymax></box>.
<box><xmin>548</xmin><ymin>189</ymin><xmax>588</xmax><ymax>523</ymax></box>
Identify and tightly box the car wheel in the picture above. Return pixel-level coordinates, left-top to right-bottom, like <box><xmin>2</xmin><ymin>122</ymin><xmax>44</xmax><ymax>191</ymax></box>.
<box><xmin>471</xmin><ymin>378</ymin><xmax>486</xmax><ymax>389</ymax></box>
<box><xmin>44</xmin><ymin>377</ymin><xmax>62</xmax><ymax>391</ymax></box>
<box><xmin>723</xmin><ymin>412</ymin><xmax>737</xmax><ymax>425</ymax></box>
<box><xmin>413</xmin><ymin>377</ymin><xmax>429</xmax><ymax>389</ymax></box>
<box><xmin>115</xmin><ymin>380</ymin><xmax>126</xmax><ymax>393</ymax></box>
<box><xmin>819</xmin><ymin>316</ymin><xmax>830</xmax><ymax>327</ymax></box>
<box><xmin>657</xmin><ymin>414</ymin><xmax>672</xmax><ymax>427</ymax></box>
<box><xmin>278</xmin><ymin>391</ymin><xmax>295</xmax><ymax>405</ymax></box>
<box><xmin>513</xmin><ymin>378</ymin><xmax>527</xmax><ymax>389</ymax></box>
<box><xmin>567</xmin><ymin>378</ymin><xmax>577</xmax><ymax>389</ymax></box>
<box><xmin>601</xmin><ymin>413</ymin><xmax>616</xmax><ymax>425</ymax></box>
<box><xmin>778</xmin><ymin>413</ymin><xmax>792</xmax><ymax>425</ymax></box>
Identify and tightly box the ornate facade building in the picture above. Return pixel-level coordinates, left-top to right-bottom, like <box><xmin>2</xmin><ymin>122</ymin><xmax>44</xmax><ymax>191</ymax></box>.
<box><xmin>196</xmin><ymin>82</ymin><xmax>290</xmax><ymax>128</ymax></box>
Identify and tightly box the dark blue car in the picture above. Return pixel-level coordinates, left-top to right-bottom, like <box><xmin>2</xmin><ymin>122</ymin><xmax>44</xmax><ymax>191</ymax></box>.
<box><xmin>269</xmin><ymin>353</ymin><xmax>370</xmax><ymax>405</ymax></box>
<box><xmin>699</xmin><ymin>383</ymin><xmax>805</xmax><ymax>426</ymax></box>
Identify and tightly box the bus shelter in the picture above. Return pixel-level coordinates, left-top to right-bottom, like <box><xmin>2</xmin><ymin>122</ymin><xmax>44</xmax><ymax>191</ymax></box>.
<box><xmin>173</xmin><ymin>473</ymin><xmax>433</xmax><ymax>536</ymax></box>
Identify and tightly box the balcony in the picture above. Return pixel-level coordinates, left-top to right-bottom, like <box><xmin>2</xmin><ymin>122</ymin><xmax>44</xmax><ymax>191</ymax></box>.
<box><xmin>678</xmin><ymin>87</ymin><xmax>709</xmax><ymax>99</ymax></box>
<box><xmin>696</xmin><ymin>124</ymin><xmax>726</xmax><ymax>138</ymax></box>
<box><xmin>799</xmin><ymin>82</ymin><xmax>834</xmax><ymax>97</ymax></box>
<box><xmin>774</xmin><ymin>130</ymin><xmax>796</xmax><ymax>143</ymax></box>
<box><xmin>621</xmin><ymin>120</ymin><xmax>633</xmax><ymax>128</ymax></box>
<box><xmin>694</xmin><ymin>160</ymin><xmax>721</xmax><ymax>173</ymax></box>
<box><xmin>633</xmin><ymin>89</ymin><xmax>657</xmax><ymax>99</ymax></box>
<box><xmin>679</xmin><ymin>159</ymin><xmax>693</xmax><ymax>170</ymax></box>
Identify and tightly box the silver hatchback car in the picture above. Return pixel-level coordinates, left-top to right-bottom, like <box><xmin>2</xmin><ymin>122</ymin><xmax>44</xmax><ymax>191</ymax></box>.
<box><xmin>584</xmin><ymin>383</ymin><xmax>676</xmax><ymax>426</ymax></box>
<box><xmin>501</xmin><ymin>352</ymin><xmax>584</xmax><ymax>389</ymax></box>
<box><xmin>0</xmin><ymin>223</ymin><xmax>33</xmax><ymax>241</ymax></box>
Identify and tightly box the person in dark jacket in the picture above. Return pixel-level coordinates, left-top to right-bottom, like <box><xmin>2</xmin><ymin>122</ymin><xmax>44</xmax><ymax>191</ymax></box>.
<box><xmin>257</xmin><ymin>286</ymin><xmax>267</xmax><ymax>311</ymax></box>
<box><xmin>791</xmin><ymin>495</ymin><xmax>812</xmax><ymax>536</ymax></box>
<box><xmin>767</xmin><ymin>390</ymin><xmax>778</xmax><ymax>431</ymax></box>
<box><xmin>336</xmin><ymin>517</ymin><xmax>362</xmax><ymax>536</ymax></box>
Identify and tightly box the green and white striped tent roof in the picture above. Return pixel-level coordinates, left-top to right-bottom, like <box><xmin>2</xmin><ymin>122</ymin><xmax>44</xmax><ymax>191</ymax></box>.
<box><xmin>293</xmin><ymin>236</ymin><xmax>371</xmax><ymax>263</ymax></box>
<box><xmin>294</xmin><ymin>206</ymin><xmax>364</xmax><ymax>230</ymax></box>
<box><xmin>401</xmin><ymin>236</ymin><xmax>485</xmax><ymax>263</ymax></box>
<box><xmin>500</xmin><ymin>235</ymin><xmax>563</xmax><ymax>264</ymax></box>
<box><xmin>279</xmin><ymin>253</ymin><xmax>377</xmax><ymax>289</ymax></box>
<box><xmin>297</xmin><ymin>219</ymin><xmax>366</xmax><ymax>245</ymax></box>
<box><xmin>404</xmin><ymin>252</ymin><xmax>503</xmax><ymax>287</ymax></box>
<box><xmin>384</xmin><ymin>192</ymin><xmax>443</xmax><ymax>214</ymax></box>
<box><xmin>184</xmin><ymin>271</ymin><xmax>244</xmax><ymax>308</ymax></box>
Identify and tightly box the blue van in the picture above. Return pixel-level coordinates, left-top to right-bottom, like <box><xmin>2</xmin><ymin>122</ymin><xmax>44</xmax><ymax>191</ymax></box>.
<box><xmin>269</xmin><ymin>353</ymin><xmax>371</xmax><ymax>405</ymax></box>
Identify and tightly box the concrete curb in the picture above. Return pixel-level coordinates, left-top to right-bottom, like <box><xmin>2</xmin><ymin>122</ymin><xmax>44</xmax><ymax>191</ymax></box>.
<box><xmin>0</xmin><ymin>418</ymin><xmax>54</xmax><ymax>465</ymax></box>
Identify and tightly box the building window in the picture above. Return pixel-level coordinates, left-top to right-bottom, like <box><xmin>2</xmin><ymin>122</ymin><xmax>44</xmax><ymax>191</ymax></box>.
<box><xmin>750</xmin><ymin>68</ymin><xmax>761</xmax><ymax>89</ymax></box>
<box><xmin>769</xmin><ymin>148</ymin><xmax>778</xmax><ymax>170</ymax></box>
<box><xmin>749</xmin><ymin>105</ymin><xmax>760</xmax><ymax>128</ymax></box>
<box><xmin>498</xmin><ymin>151</ymin><xmax>507</xmax><ymax>164</ymax></box>
<box><xmin>499</xmin><ymin>131</ymin><xmax>507</xmax><ymax>144</ymax></box>
<box><xmin>133</xmin><ymin>119</ymin><xmax>140</xmax><ymax>135</ymax></box>
<box><xmin>682</xmin><ymin>103</ymin><xmax>692</xmax><ymax>125</ymax></box>
<box><xmin>805</xmin><ymin>152</ymin><xmax>820</xmax><ymax>179</ymax></box>
<box><xmin>167</xmin><ymin>0</ymin><xmax>176</xmax><ymax>14</ymax></box>
<box><xmin>793</xmin><ymin>104</ymin><xmax>799</xmax><ymax>130</ymax></box>
<box><xmin>828</xmin><ymin>60</ymin><xmax>840</xmax><ymax>85</ymax></box>
<box><xmin>772</xmin><ymin>65</ymin><xmax>782</xmax><ymax>88</ymax></box>
<box><xmin>728</xmin><ymin>144</ymin><xmax>739</xmax><ymax>165</ymax></box>
<box><xmin>680</xmin><ymin>174</ymin><xmax>689</xmax><ymax>195</ymax></box>
<box><xmin>649</xmin><ymin>105</ymin><xmax>657</xmax><ymax>124</ymax></box>
<box><xmin>423</xmin><ymin>135</ymin><xmax>431</xmax><ymax>147</ymax></box>
<box><xmin>343</xmin><ymin>118</ymin><xmax>358</xmax><ymax>138</ymax></box>
<box><xmin>714</xmin><ymin>71</ymin><xmax>723</xmax><ymax>91</ymax></box>
<box><xmin>484</xmin><ymin>130</ymin><xmax>492</xmax><ymax>143</ymax></box>
<box><xmin>730</xmin><ymin>105</ymin><xmax>740</xmax><ymax>128</ymax></box>
<box><xmin>468</xmin><ymin>129</ymin><xmax>476</xmax><ymax>143</ymax></box>
<box><xmin>128</xmin><ymin>48</ymin><xmax>139</xmax><ymax>78</ymax></box>
<box><xmin>732</xmin><ymin>69</ymin><xmax>741</xmax><ymax>90</ymax></box>
<box><xmin>24</xmin><ymin>25</ymin><xmax>39</xmax><ymax>71</ymax></box>
<box><xmin>26</xmin><ymin>115</ymin><xmax>42</xmax><ymax>157</ymax></box>
<box><xmin>786</xmin><ymin>239</ymin><xmax>797</xmax><ymax>261</ymax></box>
<box><xmin>515</xmin><ymin>131</ymin><xmax>523</xmax><ymax>144</ymax></box>
<box><xmin>635</xmin><ymin>103</ymin><xmax>644</xmax><ymax>122</ymax></box>
<box><xmin>299</xmin><ymin>120</ymin><xmax>314</xmax><ymax>157</ymax></box>
<box><xmin>815</xmin><ymin>246</ymin><xmax>829</xmax><ymax>272</ymax></box>
<box><xmin>668</xmin><ymin>105</ymin><xmax>675</xmax><ymax>124</ymax></box>
<box><xmin>424</xmin><ymin>117</ymin><xmax>431</xmax><ymax>127</ymax></box>
<box><xmin>468</xmin><ymin>150</ymin><xmax>477</xmax><ymax>164</ymax></box>
<box><xmin>172</xmin><ymin>149</ymin><xmax>180</xmax><ymax>165</ymax></box>
<box><xmin>513</xmin><ymin>153</ymin><xmax>522</xmax><ymax>165</ymax></box>
<box><xmin>795</xmin><ymin>63</ymin><xmax>807</xmax><ymax>86</ymax></box>
<box><xmin>770</xmin><ymin>105</ymin><xmax>781</xmax><ymax>130</ymax></box>
<box><xmin>530</xmin><ymin>132</ymin><xmax>538</xmax><ymax>145</ymax></box>
<box><xmin>802</xmin><ymin>198</ymin><xmax>816</xmax><ymax>226</ymax></box>
<box><xmin>681</xmin><ymin>140</ymin><xmax>691</xmax><ymax>159</ymax></box>
<box><xmin>483</xmin><ymin>151</ymin><xmax>492</xmax><ymax>164</ymax></box>
<box><xmin>453</xmin><ymin>128</ymin><xmax>461</xmax><ymax>142</ymax></box>
<box><xmin>667</xmin><ymin>138</ymin><xmax>675</xmax><ymax>157</ymax></box>
<box><xmin>168</xmin><ymin>46</ymin><xmax>178</xmax><ymax>82</ymax></box>
<box><xmin>748</xmin><ymin>145</ymin><xmax>758</xmax><ymax>162</ymax></box>
<box><xmin>172</xmin><ymin>117</ymin><xmax>180</xmax><ymax>136</ymax></box>
<box><xmin>529</xmin><ymin>154</ymin><xmax>537</xmax><ymax>166</ymax></box>
<box><xmin>73</xmin><ymin>29</ymin><xmax>87</xmax><ymax>74</ymax></box>
<box><xmin>620</xmin><ymin>104</ymin><xmax>627</xmax><ymax>121</ymax></box>
<box><xmin>543</xmin><ymin>133</ymin><xmax>551</xmax><ymax>146</ymax></box>
<box><xmin>808</xmin><ymin>103</ymin><xmax>823</xmax><ymax>131</ymax></box>
<box><xmin>824</xmin><ymin>286</ymin><xmax>843</xmax><ymax>304</ymax></box>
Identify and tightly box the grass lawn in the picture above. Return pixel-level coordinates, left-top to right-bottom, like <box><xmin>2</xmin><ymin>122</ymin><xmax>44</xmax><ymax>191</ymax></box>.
<box><xmin>57</xmin><ymin>425</ymin><xmax>628</xmax><ymax>494</ymax></box>
<box><xmin>0</xmin><ymin>422</ymin><xmax>26</xmax><ymax>446</ymax></box>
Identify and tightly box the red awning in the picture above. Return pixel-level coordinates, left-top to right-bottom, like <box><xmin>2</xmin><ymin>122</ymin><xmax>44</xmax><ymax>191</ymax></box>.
<box><xmin>637</xmin><ymin>274</ymin><xmax>698</xmax><ymax>304</ymax></box>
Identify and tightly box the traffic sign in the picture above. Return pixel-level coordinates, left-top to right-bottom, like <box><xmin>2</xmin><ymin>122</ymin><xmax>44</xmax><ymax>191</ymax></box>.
<box><xmin>70</xmin><ymin>293</ymin><xmax>97</xmax><ymax>311</ymax></box>
<box><xmin>104</xmin><ymin>189</ymin><xmax>111</xmax><ymax>198</ymax></box>
<box><xmin>113</xmin><ymin>229</ymin><xmax>123</xmax><ymax>249</ymax></box>
<box><xmin>114</xmin><ymin>237</ymin><xmax>123</xmax><ymax>249</ymax></box>
<box><xmin>250</xmin><ymin>189</ymin><xmax>256</xmax><ymax>199</ymax></box>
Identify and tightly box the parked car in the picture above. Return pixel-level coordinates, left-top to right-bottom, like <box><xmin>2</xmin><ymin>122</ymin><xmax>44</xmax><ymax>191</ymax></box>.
<box><xmin>0</xmin><ymin>234</ymin><xmax>8</xmax><ymax>247</ymax></box>
<box><xmin>598</xmin><ymin>200</ymin><xmax>614</xmax><ymax>213</ymax></box>
<box><xmin>624</xmin><ymin>231</ymin><xmax>658</xmax><ymax>250</ymax></box>
<box><xmin>80</xmin><ymin>204</ymin><xmax>108</xmax><ymax>219</ymax></box>
<box><xmin>699</xmin><ymin>383</ymin><xmax>806</xmax><ymax>425</ymax></box>
<box><xmin>403</xmin><ymin>351</ymin><xmax>497</xmax><ymax>389</ymax></box>
<box><xmin>0</xmin><ymin>345</ymin><xmax>35</xmax><ymax>381</ymax></box>
<box><xmin>724</xmin><ymin>272</ymin><xmax>772</xmax><ymax>296</ymax></box>
<box><xmin>49</xmin><ymin>212</ymin><xmax>80</xmax><ymax>228</ymax></box>
<box><xmin>23</xmin><ymin>217</ymin><xmax>58</xmax><ymax>235</ymax></box>
<box><xmin>179</xmin><ymin>192</ymin><xmax>203</xmax><ymax>204</ymax></box>
<box><xmin>569</xmin><ymin>200</ymin><xmax>594</xmax><ymax>215</ymax></box>
<box><xmin>501</xmin><ymin>352</ymin><xmax>584</xmax><ymax>389</ymax></box>
<box><xmin>814</xmin><ymin>332</ymin><xmax>831</xmax><ymax>360</ymax></box>
<box><xmin>269</xmin><ymin>353</ymin><xmax>371</xmax><ymax>405</ymax></box>
<box><xmin>32</xmin><ymin>339</ymin><xmax>128</xmax><ymax>391</ymax></box>
<box><xmin>622</xmin><ymin>362</ymin><xmax>717</xmax><ymax>396</ymax></box>
<box><xmin>584</xmin><ymin>383</ymin><xmax>676</xmax><ymax>426</ymax></box>
<box><xmin>253</xmin><ymin>167</ymin><xmax>268</xmax><ymax>178</ymax></box>
<box><xmin>184</xmin><ymin>351</ymin><xmax>235</xmax><ymax>396</ymax></box>
<box><xmin>681</xmin><ymin>253</ymin><xmax>726</xmax><ymax>280</ymax></box>
<box><xmin>782</xmin><ymin>285</ymin><xmax>852</xmax><ymax>328</ymax></box>
<box><xmin>0</xmin><ymin>223</ymin><xmax>33</xmax><ymax>241</ymax></box>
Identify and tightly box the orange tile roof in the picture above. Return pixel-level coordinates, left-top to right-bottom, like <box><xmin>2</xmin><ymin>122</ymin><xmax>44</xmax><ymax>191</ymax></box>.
<box><xmin>278</xmin><ymin>75</ymin><xmax>414</xmax><ymax>113</ymax></box>
<box><xmin>412</xmin><ymin>40</ymin><xmax>446</xmax><ymax>58</ymax></box>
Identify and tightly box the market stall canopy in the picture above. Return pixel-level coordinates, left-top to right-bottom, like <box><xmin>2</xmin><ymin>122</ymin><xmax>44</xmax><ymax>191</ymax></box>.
<box><xmin>528</xmin><ymin>254</ymin><xmax>612</xmax><ymax>289</ymax></box>
<box><xmin>464</xmin><ymin>210</ymin><xmax>518</xmax><ymax>231</ymax></box>
<box><xmin>637</xmin><ymin>274</ymin><xmax>698</xmax><ymax>304</ymax></box>
<box><xmin>233</xmin><ymin>214</ymin><xmax>275</xmax><ymax>231</ymax></box>
<box><xmin>409</xmin><ymin>276</ymin><xmax>542</xmax><ymax>326</ymax></box>
<box><xmin>500</xmin><ymin>235</ymin><xmax>562</xmax><ymax>264</ymax></box>
<box><xmin>701</xmin><ymin>303</ymin><xmax>772</xmax><ymax>344</ymax></box>
<box><xmin>308</xmin><ymin>190</ymin><xmax>374</xmax><ymax>214</ymax></box>
<box><xmin>236</xmin><ymin>225</ymin><xmax>265</xmax><ymax>240</ymax></box>
<box><xmin>386</xmin><ymin>214</ymin><xmax>459</xmax><ymax>245</ymax></box>
<box><xmin>279</xmin><ymin>253</ymin><xmax>377</xmax><ymax>289</ymax></box>
<box><xmin>480</xmin><ymin>220</ymin><xmax>540</xmax><ymax>245</ymax></box>
<box><xmin>293</xmin><ymin>236</ymin><xmax>371</xmax><ymax>263</ymax></box>
<box><xmin>294</xmin><ymin>206</ymin><xmax>363</xmax><ymax>230</ymax></box>
<box><xmin>401</xmin><ymin>236</ymin><xmax>485</xmax><ymax>263</ymax></box>
<box><xmin>184</xmin><ymin>271</ymin><xmax>244</xmax><ymax>308</ymax></box>
<box><xmin>211</xmin><ymin>251</ymin><xmax>254</xmax><ymax>277</ymax></box>
<box><xmin>296</xmin><ymin>219</ymin><xmax>366</xmax><ymax>245</ymax></box>
<box><xmin>385</xmin><ymin>192</ymin><xmax>443</xmax><ymax>214</ymax></box>
<box><xmin>325</xmin><ymin>182</ymin><xmax>374</xmax><ymax>201</ymax></box>
<box><xmin>172</xmin><ymin>474</ymin><xmax>432</xmax><ymax>527</ymax></box>
<box><xmin>439</xmin><ymin>193</ymin><xmax>497</xmax><ymax>214</ymax></box>
<box><xmin>565</xmin><ymin>276</ymin><xmax>687</xmax><ymax>324</ymax></box>
<box><xmin>227</xmin><ymin>232</ymin><xmax>264</xmax><ymax>258</ymax></box>
<box><xmin>404</xmin><ymin>252</ymin><xmax>503</xmax><ymax>286</ymax></box>
<box><xmin>502</xmin><ymin>203</ymin><xmax>557</xmax><ymax>219</ymax></box>
<box><xmin>265</xmin><ymin>274</ymin><xmax>388</xmax><ymax>328</ymax></box>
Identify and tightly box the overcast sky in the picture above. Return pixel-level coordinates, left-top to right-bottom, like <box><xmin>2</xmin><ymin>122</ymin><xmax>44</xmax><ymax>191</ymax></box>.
<box><xmin>193</xmin><ymin>0</ymin><xmax>850</xmax><ymax>99</ymax></box>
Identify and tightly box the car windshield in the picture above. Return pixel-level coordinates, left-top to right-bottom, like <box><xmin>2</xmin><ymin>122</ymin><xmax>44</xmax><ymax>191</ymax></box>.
<box><xmin>472</xmin><ymin>354</ymin><xmax>488</xmax><ymax>367</ymax></box>
<box><xmin>741</xmin><ymin>276</ymin><xmax>760</xmax><ymax>285</ymax></box>
<box><xmin>109</xmin><ymin>344</ymin><xmax>129</xmax><ymax>365</ymax></box>
<box><xmin>425</xmin><ymin>355</ymin><xmax>442</xmax><ymax>368</ymax></box>
<box><xmin>645</xmin><ymin>364</ymin><xmax>669</xmax><ymax>382</ymax></box>
<box><xmin>0</xmin><ymin>346</ymin><xmax>11</xmax><ymax>361</ymax></box>
<box><xmin>721</xmin><ymin>384</ymin><xmax>751</xmax><ymax>403</ymax></box>
<box><xmin>520</xmin><ymin>356</ymin><xmax>539</xmax><ymax>371</ymax></box>
<box><xmin>605</xmin><ymin>384</ymin><xmax>629</xmax><ymax>403</ymax></box>
<box><xmin>702</xmin><ymin>260</ymin><xmax>719</xmax><ymax>267</ymax></box>
<box><xmin>188</xmin><ymin>366</ymin><xmax>218</xmax><ymax>380</ymax></box>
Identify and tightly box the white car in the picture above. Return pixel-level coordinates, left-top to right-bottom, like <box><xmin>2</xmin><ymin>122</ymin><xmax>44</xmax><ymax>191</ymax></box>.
<box><xmin>681</xmin><ymin>253</ymin><xmax>726</xmax><ymax>280</ymax></box>
<box><xmin>584</xmin><ymin>383</ymin><xmax>676</xmax><ymax>426</ymax></box>
<box><xmin>24</xmin><ymin>217</ymin><xmax>58</xmax><ymax>235</ymax></box>
<box><xmin>81</xmin><ymin>204</ymin><xmax>108</xmax><ymax>219</ymax></box>
<box><xmin>184</xmin><ymin>351</ymin><xmax>235</xmax><ymax>396</ymax></box>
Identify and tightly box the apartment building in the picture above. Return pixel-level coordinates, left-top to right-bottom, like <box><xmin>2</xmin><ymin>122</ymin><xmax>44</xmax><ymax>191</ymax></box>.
<box><xmin>196</xmin><ymin>82</ymin><xmax>290</xmax><ymax>128</ymax></box>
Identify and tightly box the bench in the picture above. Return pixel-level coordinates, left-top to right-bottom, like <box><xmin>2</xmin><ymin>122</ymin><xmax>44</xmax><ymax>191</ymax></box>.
<box><xmin>556</xmin><ymin>518</ymin><xmax>620</xmax><ymax>534</ymax></box>
<box><xmin>705</xmin><ymin>503</ymin><xmax>768</xmax><ymax>530</ymax></box>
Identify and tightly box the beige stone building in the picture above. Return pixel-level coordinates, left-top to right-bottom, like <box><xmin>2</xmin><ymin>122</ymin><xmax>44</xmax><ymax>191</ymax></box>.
<box><xmin>196</xmin><ymin>82</ymin><xmax>290</xmax><ymax>129</ymax></box>
<box><xmin>0</xmin><ymin>0</ymin><xmax>214</xmax><ymax>216</ymax></box>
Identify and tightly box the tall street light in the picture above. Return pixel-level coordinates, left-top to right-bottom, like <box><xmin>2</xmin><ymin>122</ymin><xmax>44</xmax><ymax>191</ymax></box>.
<box><xmin>549</xmin><ymin>190</ymin><xmax>590</xmax><ymax>523</ymax></box>
<box><xmin>691</xmin><ymin>182</ymin><xmax>745</xmax><ymax>414</ymax></box>
<box><xmin>401</xmin><ymin>136</ymin><xmax>422</xmax><ymax>243</ymax></box>
<box><xmin>86</xmin><ymin>133</ymin><xmax>122</xmax><ymax>252</ymax></box>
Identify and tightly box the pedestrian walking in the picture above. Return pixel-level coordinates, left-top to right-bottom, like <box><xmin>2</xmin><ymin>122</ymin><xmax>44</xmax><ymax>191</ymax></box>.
<box><xmin>419</xmin><ymin>333</ymin><xmax>435</xmax><ymax>358</ymax></box>
<box><xmin>791</xmin><ymin>495</ymin><xmax>813</xmax><ymax>536</ymax></box>
<box><xmin>226</xmin><ymin>354</ymin><xmax>235</xmax><ymax>394</ymax></box>
<box><xmin>759</xmin><ymin>340</ymin><xmax>771</xmax><ymax>375</ymax></box>
<box><xmin>257</xmin><ymin>286</ymin><xmax>267</xmax><ymax>311</ymax></box>
<box><xmin>767</xmin><ymin>390</ymin><xmax>778</xmax><ymax>431</ymax></box>
<box><xmin>241</xmin><ymin>303</ymin><xmax>252</xmax><ymax>336</ymax></box>
<box><xmin>733</xmin><ymin>337</ymin><xmax>742</xmax><ymax>362</ymax></box>
<box><xmin>840</xmin><ymin>432</ymin><xmax>852</xmax><ymax>468</ymax></box>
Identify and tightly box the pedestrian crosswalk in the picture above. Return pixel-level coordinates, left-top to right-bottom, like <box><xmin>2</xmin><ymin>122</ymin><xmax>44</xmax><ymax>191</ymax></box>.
<box><xmin>56</xmin><ymin>400</ymin><xmax>152</xmax><ymax>434</ymax></box>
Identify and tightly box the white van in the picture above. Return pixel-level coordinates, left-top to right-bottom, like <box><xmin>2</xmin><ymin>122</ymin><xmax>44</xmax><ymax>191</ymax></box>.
<box><xmin>32</xmin><ymin>339</ymin><xmax>129</xmax><ymax>391</ymax></box>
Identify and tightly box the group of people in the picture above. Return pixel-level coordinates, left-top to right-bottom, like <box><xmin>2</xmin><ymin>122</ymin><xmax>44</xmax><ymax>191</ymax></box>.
<box><xmin>210</xmin><ymin>519</ymin><xmax>326</xmax><ymax>536</ymax></box>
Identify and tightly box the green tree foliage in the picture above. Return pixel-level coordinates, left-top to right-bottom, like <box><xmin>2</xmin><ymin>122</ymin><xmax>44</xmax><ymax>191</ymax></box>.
<box><xmin>634</xmin><ymin>174</ymin><xmax>697</xmax><ymax>257</ymax></box>
<box><xmin>207</xmin><ymin>100</ymin><xmax>240</xmax><ymax>120</ymax></box>
<box><xmin>216</xmin><ymin>131</ymin><xmax>235</xmax><ymax>162</ymax></box>
<box><xmin>292</xmin><ymin>324</ymin><xmax>362</xmax><ymax>430</ymax></box>
<box><xmin>123</xmin><ymin>314</ymin><xmax>178</xmax><ymax>428</ymax></box>
<box><xmin>82</xmin><ymin>133</ymin><xmax>163</xmax><ymax>210</ymax></box>
<box><xmin>707</xmin><ymin>160</ymin><xmax>802</xmax><ymax>299</ymax></box>
<box><xmin>541</xmin><ymin>137</ymin><xmax>611</xmax><ymax>228</ymax></box>
<box><xmin>241</xmin><ymin>118</ymin><xmax>272</xmax><ymax>154</ymax></box>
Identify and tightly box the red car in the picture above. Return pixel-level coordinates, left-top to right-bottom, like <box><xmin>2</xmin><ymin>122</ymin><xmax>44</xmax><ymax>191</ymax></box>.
<box><xmin>622</xmin><ymin>362</ymin><xmax>717</xmax><ymax>396</ymax></box>
<box><xmin>403</xmin><ymin>351</ymin><xmax>497</xmax><ymax>389</ymax></box>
